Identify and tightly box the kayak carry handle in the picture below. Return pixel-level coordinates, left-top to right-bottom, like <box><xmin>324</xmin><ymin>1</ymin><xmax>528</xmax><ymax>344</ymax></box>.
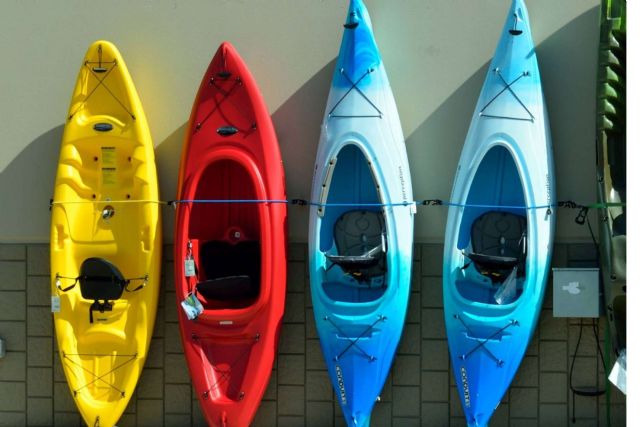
<box><xmin>344</xmin><ymin>11</ymin><xmax>359</xmax><ymax>29</ymax></box>
<box><xmin>93</xmin><ymin>123</ymin><xmax>113</xmax><ymax>132</ymax></box>
<box><xmin>509</xmin><ymin>13</ymin><xmax>523</xmax><ymax>35</ymax></box>
<box><xmin>217</xmin><ymin>126</ymin><xmax>239</xmax><ymax>136</ymax></box>
<box><xmin>93</xmin><ymin>44</ymin><xmax>108</xmax><ymax>72</ymax></box>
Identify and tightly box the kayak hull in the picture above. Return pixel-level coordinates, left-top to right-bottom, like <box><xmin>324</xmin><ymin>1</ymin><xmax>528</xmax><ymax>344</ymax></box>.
<box><xmin>309</xmin><ymin>1</ymin><xmax>414</xmax><ymax>426</ymax></box>
<box><xmin>443</xmin><ymin>2</ymin><xmax>555</xmax><ymax>425</ymax></box>
<box><xmin>174</xmin><ymin>42</ymin><xmax>287</xmax><ymax>427</ymax></box>
<box><xmin>50</xmin><ymin>40</ymin><xmax>161</xmax><ymax>427</ymax></box>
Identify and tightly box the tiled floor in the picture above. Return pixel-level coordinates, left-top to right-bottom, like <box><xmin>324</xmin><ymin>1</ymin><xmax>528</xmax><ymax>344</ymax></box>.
<box><xmin>0</xmin><ymin>243</ymin><xmax>626</xmax><ymax>426</ymax></box>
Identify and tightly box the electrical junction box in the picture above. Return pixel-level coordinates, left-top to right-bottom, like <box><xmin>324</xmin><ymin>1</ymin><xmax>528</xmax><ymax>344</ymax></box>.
<box><xmin>552</xmin><ymin>268</ymin><xmax>601</xmax><ymax>318</ymax></box>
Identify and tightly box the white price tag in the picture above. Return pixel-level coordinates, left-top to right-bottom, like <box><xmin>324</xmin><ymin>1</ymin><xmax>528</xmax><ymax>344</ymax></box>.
<box><xmin>51</xmin><ymin>296</ymin><xmax>61</xmax><ymax>313</ymax></box>
<box><xmin>184</xmin><ymin>258</ymin><xmax>196</xmax><ymax>277</ymax></box>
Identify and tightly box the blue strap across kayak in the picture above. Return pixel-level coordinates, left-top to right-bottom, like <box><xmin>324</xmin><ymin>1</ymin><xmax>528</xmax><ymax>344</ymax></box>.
<box><xmin>51</xmin><ymin>198</ymin><xmax>624</xmax><ymax>212</ymax></box>
<box><xmin>307</xmin><ymin>201</ymin><xmax>414</xmax><ymax>208</ymax></box>
<box><xmin>171</xmin><ymin>199</ymin><xmax>289</xmax><ymax>205</ymax></box>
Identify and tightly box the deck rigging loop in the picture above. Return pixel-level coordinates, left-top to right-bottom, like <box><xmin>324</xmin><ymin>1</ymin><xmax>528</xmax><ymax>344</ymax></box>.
<box><xmin>454</xmin><ymin>314</ymin><xmax>519</xmax><ymax>367</ymax></box>
<box><xmin>62</xmin><ymin>351</ymin><xmax>138</xmax><ymax>398</ymax></box>
<box><xmin>195</xmin><ymin>70</ymin><xmax>256</xmax><ymax>135</ymax></box>
<box><xmin>324</xmin><ymin>315</ymin><xmax>386</xmax><ymax>362</ymax></box>
<box><xmin>195</xmin><ymin>334</ymin><xmax>260</xmax><ymax>401</ymax></box>
<box><xmin>327</xmin><ymin>67</ymin><xmax>383</xmax><ymax>119</ymax></box>
<box><xmin>479</xmin><ymin>69</ymin><xmax>534</xmax><ymax>122</ymax></box>
<box><xmin>69</xmin><ymin>45</ymin><xmax>136</xmax><ymax>120</ymax></box>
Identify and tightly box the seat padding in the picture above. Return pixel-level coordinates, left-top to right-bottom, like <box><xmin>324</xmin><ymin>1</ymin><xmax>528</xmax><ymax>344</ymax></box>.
<box><xmin>79</xmin><ymin>257</ymin><xmax>126</xmax><ymax>301</ymax></box>
<box><xmin>469</xmin><ymin>211</ymin><xmax>526</xmax><ymax>282</ymax></box>
<box><xmin>198</xmin><ymin>240</ymin><xmax>260</xmax><ymax>300</ymax></box>
<box><xmin>329</xmin><ymin>210</ymin><xmax>386</xmax><ymax>281</ymax></box>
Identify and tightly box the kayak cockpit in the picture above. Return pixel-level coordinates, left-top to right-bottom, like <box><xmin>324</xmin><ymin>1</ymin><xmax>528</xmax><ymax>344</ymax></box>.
<box><xmin>454</xmin><ymin>145</ymin><xmax>528</xmax><ymax>306</ymax></box>
<box><xmin>186</xmin><ymin>159</ymin><xmax>262</xmax><ymax>310</ymax></box>
<box><xmin>318</xmin><ymin>144</ymin><xmax>388</xmax><ymax>303</ymax></box>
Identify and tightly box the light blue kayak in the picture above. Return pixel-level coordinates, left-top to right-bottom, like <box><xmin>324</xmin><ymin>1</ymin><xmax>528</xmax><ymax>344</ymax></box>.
<box><xmin>308</xmin><ymin>1</ymin><xmax>414</xmax><ymax>425</ymax></box>
<box><xmin>443</xmin><ymin>1</ymin><xmax>555</xmax><ymax>425</ymax></box>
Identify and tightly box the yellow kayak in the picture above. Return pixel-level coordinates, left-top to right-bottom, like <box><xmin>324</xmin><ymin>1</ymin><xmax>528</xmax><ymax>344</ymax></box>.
<box><xmin>50</xmin><ymin>40</ymin><xmax>161</xmax><ymax>427</ymax></box>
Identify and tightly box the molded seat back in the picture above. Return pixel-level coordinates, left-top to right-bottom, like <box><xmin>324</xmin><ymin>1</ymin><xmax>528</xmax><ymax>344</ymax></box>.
<box><xmin>79</xmin><ymin>257</ymin><xmax>126</xmax><ymax>301</ymax></box>
<box><xmin>330</xmin><ymin>210</ymin><xmax>386</xmax><ymax>281</ymax></box>
<box><xmin>470</xmin><ymin>211</ymin><xmax>526</xmax><ymax>282</ymax></box>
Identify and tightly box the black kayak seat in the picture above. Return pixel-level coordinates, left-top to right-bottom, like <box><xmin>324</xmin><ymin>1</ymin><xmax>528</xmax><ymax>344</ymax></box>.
<box><xmin>467</xmin><ymin>211</ymin><xmax>526</xmax><ymax>283</ymax></box>
<box><xmin>327</xmin><ymin>210</ymin><xmax>386</xmax><ymax>282</ymax></box>
<box><xmin>198</xmin><ymin>240</ymin><xmax>260</xmax><ymax>301</ymax></box>
<box><xmin>79</xmin><ymin>258</ymin><xmax>126</xmax><ymax>301</ymax></box>
<box><xmin>78</xmin><ymin>258</ymin><xmax>126</xmax><ymax>323</ymax></box>
<box><xmin>196</xmin><ymin>275</ymin><xmax>256</xmax><ymax>301</ymax></box>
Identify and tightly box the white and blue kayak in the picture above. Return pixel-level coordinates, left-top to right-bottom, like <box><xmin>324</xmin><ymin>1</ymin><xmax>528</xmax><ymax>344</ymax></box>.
<box><xmin>308</xmin><ymin>1</ymin><xmax>414</xmax><ymax>425</ymax></box>
<box><xmin>443</xmin><ymin>1</ymin><xmax>555</xmax><ymax>425</ymax></box>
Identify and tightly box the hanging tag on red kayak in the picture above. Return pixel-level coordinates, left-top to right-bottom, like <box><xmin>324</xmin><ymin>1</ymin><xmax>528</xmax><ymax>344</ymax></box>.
<box><xmin>181</xmin><ymin>292</ymin><xmax>204</xmax><ymax>320</ymax></box>
<box><xmin>185</xmin><ymin>257</ymin><xmax>196</xmax><ymax>277</ymax></box>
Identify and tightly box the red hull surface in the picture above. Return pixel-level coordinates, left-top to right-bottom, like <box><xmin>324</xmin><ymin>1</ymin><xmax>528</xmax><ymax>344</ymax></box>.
<box><xmin>175</xmin><ymin>42</ymin><xmax>287</xmax><ymax>427</ymax></box>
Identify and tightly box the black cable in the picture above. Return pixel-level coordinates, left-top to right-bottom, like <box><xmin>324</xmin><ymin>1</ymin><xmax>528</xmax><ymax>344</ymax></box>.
<box><xmin>569</xmin><ymin>319</ymin><xmax>605</xmax><ymax>423</ymax></box>
<box><xmin>568</xmin><ymin>211</ymin><xmax>605</xmax><ymax>423</ymax></box>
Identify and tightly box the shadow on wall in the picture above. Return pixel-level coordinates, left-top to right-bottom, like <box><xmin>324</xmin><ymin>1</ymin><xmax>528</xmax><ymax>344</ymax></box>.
<box><xmin>406</xmin><ymin>64</ymin><xmax>489</xmax><ymax>242</ymax></box>
<box><xmin>0</xmin><ymin>125</ymin><xmax>63</xmax><ymax>241</ymax></box>
<box><xmin>406</xmin><ymin>6</ymin><xmax>599</xmax><ymax>242</ymax></box>
<box><xmin>155</xmin><ymin>122</ymin><xmax>187</xmax><ymax>243</ymax></box>
<box><xmin>0</xmin><ymin>7</ymin><xmax>598</xmax><ymax>244</ymax></box>
<box><xmin>271</xmin><ymin>58</ymin><xmax>336</xmax><ymax>243</ymax></box>
<box><xmin>537</xmin><ymin>6</ymin><xmax>599</xmax><ymax>239</ymax></box>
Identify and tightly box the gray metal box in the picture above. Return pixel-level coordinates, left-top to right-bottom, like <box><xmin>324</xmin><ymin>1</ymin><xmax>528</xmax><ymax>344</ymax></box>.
<box><xmin>552</xmin><ymin>268</ymin><xmax>601</xmax><ymax>318</ymax></box>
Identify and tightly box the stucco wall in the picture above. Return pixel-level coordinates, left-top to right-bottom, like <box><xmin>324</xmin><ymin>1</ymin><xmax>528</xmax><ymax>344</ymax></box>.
<box><xmin>0</xmin><ymin>0</ymin><xmax>600</xmax><ymax>243</ymax></box>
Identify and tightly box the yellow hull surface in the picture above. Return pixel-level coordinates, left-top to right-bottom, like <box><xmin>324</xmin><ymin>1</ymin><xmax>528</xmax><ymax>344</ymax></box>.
<box><xmin>50</xmin><ymin>40</ymin><xmax>161</xmax><ymax>427</ymax></box>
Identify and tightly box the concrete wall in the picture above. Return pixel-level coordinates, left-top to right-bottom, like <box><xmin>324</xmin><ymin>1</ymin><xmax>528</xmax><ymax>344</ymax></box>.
<box><xmin>0</xmin><ymin>0</ymin><xmax>600</xmax><ymax>243</ymax></box>
<box><xmin>0</xmin><ymin>243</ymin><xmax>625</xmax><ymax>426</ymax></box>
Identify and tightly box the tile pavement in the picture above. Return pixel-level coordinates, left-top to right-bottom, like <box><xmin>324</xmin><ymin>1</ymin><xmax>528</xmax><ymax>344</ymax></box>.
<box><xmin>0</xmin><ymin>243</ymin><xmax>625</xmax><ymax>426</ymax></box>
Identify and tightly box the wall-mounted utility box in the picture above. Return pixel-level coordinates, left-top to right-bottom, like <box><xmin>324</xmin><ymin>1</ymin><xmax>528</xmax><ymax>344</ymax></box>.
<box><xmin>552</xmin><ymin>268</ymin><xmax>601</xmax><ymax>318</ymax></box>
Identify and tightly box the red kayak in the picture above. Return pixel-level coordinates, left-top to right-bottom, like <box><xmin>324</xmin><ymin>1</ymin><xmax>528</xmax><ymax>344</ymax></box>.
<box><xmin>174</xmin><ymin>42</ymin><xmax>287</xmax><ymax>427</ymax></box>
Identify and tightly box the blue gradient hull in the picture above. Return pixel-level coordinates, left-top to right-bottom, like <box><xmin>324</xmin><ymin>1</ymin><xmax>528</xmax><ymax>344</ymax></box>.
<box><xmin>308</xmin><ymin>1</ymin><xmax>414</xmax><ymax>426</ymax></box>
<box><xmin>443</xmin><ymin>1</ymin><xmax>555</xmax><ymax>425</ymax></box>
